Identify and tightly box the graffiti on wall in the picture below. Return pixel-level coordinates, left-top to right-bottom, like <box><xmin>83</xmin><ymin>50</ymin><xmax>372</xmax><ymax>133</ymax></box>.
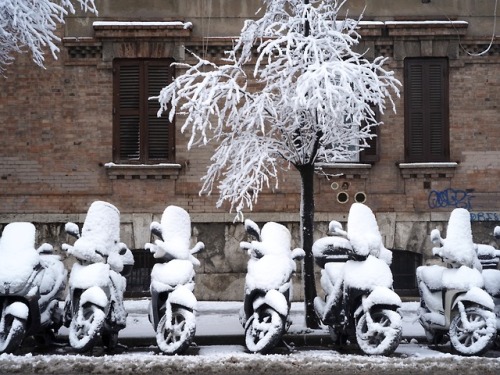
<box><xmin>428</xmin><ymin>188</ymin><xmax>475</xmax><ymax>210</ymax></box>
<box><xmin>470</xmin><ymin>212</ymin><xmax>500</xmax><ymax>221</ymax></box>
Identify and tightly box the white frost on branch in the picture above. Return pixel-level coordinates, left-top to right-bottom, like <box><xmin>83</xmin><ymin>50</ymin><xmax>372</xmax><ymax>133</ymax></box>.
<box><xmin>0</xmin><ymin>0</ymin><xmax>97</xmax><ymax>72</ymax></box>
<box><xmin>154</xmin><ymin>0</ymin><xmax>400</xmax><ymax>215</ymax></box>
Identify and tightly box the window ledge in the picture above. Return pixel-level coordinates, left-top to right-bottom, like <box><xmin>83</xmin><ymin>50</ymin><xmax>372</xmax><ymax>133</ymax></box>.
<box><xmin>315</xmin><ymin>163</ymin><xmax>372</xmax><ymax>179</ymax></box>
<box><xmin>93</xmin><ymin>21</ymin><xmax>193</xmax><ymax>40</ymax></box>
<box><xmin>105</xmin><ymin>163</ymin><xmax>181</xmax><ymax>180</ymax></box>
<box><xmin>397</xmin><ymin>162</ymin><xmax>458</xmax><ymax>179</ymax></box>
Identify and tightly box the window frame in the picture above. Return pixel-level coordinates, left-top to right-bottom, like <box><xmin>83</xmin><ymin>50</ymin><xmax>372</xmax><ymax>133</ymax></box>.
<box><xmin>112</xmin><ymin>58</ymin><xmax>176</xmax><ymax>164</ymax></box>
<box><xmin>404</xmin><ymin>57</ymin><xmax>450</xmax><ymax>163</ymax></box>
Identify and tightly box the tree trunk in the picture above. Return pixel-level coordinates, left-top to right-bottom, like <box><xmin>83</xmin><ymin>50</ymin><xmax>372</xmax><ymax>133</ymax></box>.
<box><xmin>298</xmin><ymin>162</ymin><xmax>319</xmax><ymax>329</ymax></box>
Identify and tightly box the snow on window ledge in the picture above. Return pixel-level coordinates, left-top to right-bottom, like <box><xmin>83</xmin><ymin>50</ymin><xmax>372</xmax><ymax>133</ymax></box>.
<box><xmin>92</xmin><ymin>21</ymin><xmax>192</xmax><ymax>40</ymax></box>
<box><xmin>315</xmin><ymin>163</ymin><xmax>372</xmax><ymax>179</ymax></box>
<box><xmin>104</xmin><ymin>163</ymin><xmax>182</xmax><ymax>180</ymax></box>
<box><xmin>397</xmin><ymin>162</ymin><xmax>458</xmax><ymax>179</ymax></box>
<box><xmin>93</xmin><ymin>21</ymin><xmax>193</xmax><ymax>29</ymax></box>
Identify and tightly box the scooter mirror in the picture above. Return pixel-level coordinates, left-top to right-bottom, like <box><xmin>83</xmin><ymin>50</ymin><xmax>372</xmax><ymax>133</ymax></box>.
<box><xmin>37</xmin><ymin>243</ymin><xmax>54</xmax><ymax>254</ymax></box>
<box><xmin>150</xmin><ymin>221</ymin><xmax>163</xmax><ymax>241</ymax></box>
<box><xmin>244</xmin><ymin>219</ymin><xmax>261</xmax><ymax>241</ymax></box>
<box><xmin>328</xmin><ymin>220</ymin><xmax>343</xmax><ymax>234</ymax></box>
<box><xmin>494</xmin><ymin>226</ymin><xmax>500</xmax><ymax>239</ymax></box>
<box><xmin>191</xmin><ymin>241</ymin><xmax>205</xmax><ymax>255</ymax></box>
<box><xmin>118</xmin><ymin>246</ymin><xmax>127</xmax><ymax>256</ymax></box>
<box><xmin>430</xmin><ymin>228</ymin><xmax>442</xmax><ymax>245</ymax></box>
<box><xmin>291</xmin><ymin>248</ymin><xmax>305</xmax><ymax>261</ymax></box>
<box><xmin>65</xmin><ymin>222</ymin><xmax>80</xmax><ymax>238</ymax></box>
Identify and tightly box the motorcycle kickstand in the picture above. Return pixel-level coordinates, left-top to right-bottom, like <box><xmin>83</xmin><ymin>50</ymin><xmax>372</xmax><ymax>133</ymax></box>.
<box><xmin>281</xmin><ymin>338</ymin><xmax>296</xmax><ymax>352</ymax></box>
<box><xmin>104</xmin><ymin>341</ymin><xmax>128</xmax><ymax>353</ymax></box>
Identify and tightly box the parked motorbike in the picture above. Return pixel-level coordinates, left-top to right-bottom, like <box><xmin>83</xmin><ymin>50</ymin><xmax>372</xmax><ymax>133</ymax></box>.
<box><xmin>239</xmin><ymin>219</ymin><xmax>305</xmax><ymax>353</ymax></box>
<box><xmin>416</xmin><ymin>208</ymin><xmax>496</xmax><ymax>356</ymax></box>
<box><xmin>475</xmin><ymin>229</ymin><xmax>500</xmax><ymax>341</ymax></box>
<box><xmin>145</xmin><ymin>205</ymin><xmax>204</xmax><ymax>355</ymax></box>
<box><xmin>62</xmin><ymin>201</ymin><xmax>134</xmax><ymax>353</ymax></box>
<box><xmin>0</xmin><ymin>222</ymin><xmax>67</xmax><ymax>354</ymax></box>
<box><xmin>313</xmin><ymin>203</ymin><xmax>402</xmax><ymax>356</ymax></box>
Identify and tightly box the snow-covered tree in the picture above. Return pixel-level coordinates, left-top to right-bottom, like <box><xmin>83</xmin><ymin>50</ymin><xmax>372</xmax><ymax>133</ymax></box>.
<box><xmin>155</xmin><ymin>0</ymin><xmax>400</xmax><ymax>327</ymax></box>
<box><xmin>0</xmin><ymin>0</ymin><xmax>97</xmax><ymax>73</ymax></box>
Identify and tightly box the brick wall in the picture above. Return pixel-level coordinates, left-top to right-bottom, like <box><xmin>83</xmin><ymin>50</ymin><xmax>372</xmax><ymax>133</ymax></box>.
<box><xmin>1</xmin><ymin>2</ymin><xmax>500</xmax><ymax>300</ymax></box>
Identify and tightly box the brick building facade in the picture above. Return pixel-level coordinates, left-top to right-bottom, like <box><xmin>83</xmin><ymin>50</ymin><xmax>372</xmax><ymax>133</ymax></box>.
<box><xmin>1</xmin><ymin>0</ymin><xmax>499</xmax><ymax>300</ymax></box>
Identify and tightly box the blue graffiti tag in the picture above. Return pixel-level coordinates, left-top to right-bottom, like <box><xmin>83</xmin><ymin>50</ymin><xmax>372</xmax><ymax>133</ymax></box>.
<box><xmin>470</xmin><ymin>212</ymin><xmax>500</xmax><ymax>222</ymax></box>
<box><xmin>428</xmin><ymin>188</ymin><xmax>475</xmax><ymax>210</ymax></box>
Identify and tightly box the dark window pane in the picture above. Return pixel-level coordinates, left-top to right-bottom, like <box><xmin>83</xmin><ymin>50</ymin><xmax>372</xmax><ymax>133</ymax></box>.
<box><xmin>404</xmin><ymin>58</ymin><xmax>449</xmax><ymax>163</ymax></box>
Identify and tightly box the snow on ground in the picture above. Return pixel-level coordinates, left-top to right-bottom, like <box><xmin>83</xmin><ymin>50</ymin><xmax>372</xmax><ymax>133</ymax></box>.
<box><xmin>1</xmin><ymin>301</ymin><xmax>500</xmax><ymax>374</ymax></box>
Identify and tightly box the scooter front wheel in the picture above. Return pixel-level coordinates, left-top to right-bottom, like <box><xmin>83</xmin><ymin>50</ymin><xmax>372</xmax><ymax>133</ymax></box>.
<box><xmin>0</xmin><ymin>309</ymin><xmax>26</xmax><ymax>354</ymax></box>
<box><xmin>245</xmin><ymin>306</ymin><xmax>285</xmax><ymax>354</ymax></box>
<box><xmin>156</xmin><ymin>306</ymin><xmax>196</xmax><ymax>355</ymax></box>
<box><xmin>356</xmin><ymin>308</ymin><xmax>402</xmax><ymax>356</ymax></box>
<box><xmin>69</xmin><ymin>304</ymin><xmax>106</xmax><ymax>353</ymax></box>
<box><xmin>449</xmin><ymin>306</ymin><xmax>496</xmax><ymax>356</ymax></box>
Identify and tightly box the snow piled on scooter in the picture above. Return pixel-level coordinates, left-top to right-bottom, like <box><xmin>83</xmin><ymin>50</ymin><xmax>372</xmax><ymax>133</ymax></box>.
<box><xmin>346</xmin><ymin>203</ymin><xmax>393</xmax><ymax>264</ymax></box>
<box><xmin>245</xmin><ymin>222</ymin><xmax>297</xmax><ymax>292</ymax></box>
<box><xmin>432</xmin><ymin>208</ymin><xmax>479</xmax><ymax>269</ymax></box>
<box><xmin>0</xmin><ymin>223</ymin><xmax>41</xmax><ymax>291</ymax></box>
<box><xmin>342</xmin><ymin>203</ymin><xmax>395</xmax><ymax>291</ymax></box>
<box><xmin>63</xmin><ymin>201</ymin><xmax>131</xmax><ymax>351</ymax></box>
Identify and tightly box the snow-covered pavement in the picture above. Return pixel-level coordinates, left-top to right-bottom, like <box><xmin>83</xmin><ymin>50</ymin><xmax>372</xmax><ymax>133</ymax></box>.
<box><xmin>115</xmin><ymin>300</ymin><xmax>425</xmax><ymax>343</ymax></box>
<box><xmin>1</xmin><ymin>300</ymin><xmax>500</xmax><ymax>374</ymax></box>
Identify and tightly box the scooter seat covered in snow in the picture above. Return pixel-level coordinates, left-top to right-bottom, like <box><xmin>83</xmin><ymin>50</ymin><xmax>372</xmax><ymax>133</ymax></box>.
<box><xmin>151</xmin><ymin>259</ymin><xmax>195</xmax><ymax>290</ymax></box>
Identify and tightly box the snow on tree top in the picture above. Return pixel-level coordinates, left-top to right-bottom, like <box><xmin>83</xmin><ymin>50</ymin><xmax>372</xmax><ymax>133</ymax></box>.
<box><xmin>154</xmin><ymin>0</ymin><xmax>401</xmax><ymax>216</ymax></box>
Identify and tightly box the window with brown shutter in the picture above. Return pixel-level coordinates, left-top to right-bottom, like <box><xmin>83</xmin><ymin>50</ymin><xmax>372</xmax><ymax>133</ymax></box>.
<box><xmin>113</xmin><ymin>59</ymin><xmax>175</xmax><ymax>164</ymax></box>
<box><xmin>404</xmin><ymin>58</ymin><xmax>449</xmax><ymax>163</ymax></box>
<box><xmin>360</xmin><ymin>106</ymin><xmax>380</xmax><ymax>163</ymax></box>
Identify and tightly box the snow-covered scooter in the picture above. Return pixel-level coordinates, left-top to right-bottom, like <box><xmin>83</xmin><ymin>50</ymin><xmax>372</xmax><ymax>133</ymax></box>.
<box><xmin>475</xmin><ymin>228</ymin><xmax>500</xmax><ymax>343</ymax></box>
<box><xmin>63</xmin><ymin>201</ymin><xmax>134</xmax><ymax>353</ymax></box>
<box><xmin>313</xmin><ymin>203</ymin><xmax>402</xmax><ymax>356</ymax></box>
<box><xmin>417</xmin><ymin>208</ymin><xmax>496</xmax><ymax>356</ymax></box>
<box><xmin>239</xmin><ymin>219</ymin><xmax>305</xmax><ymax>353</ymax></box>
<box><xmin>0</xmin><ymin>222</ymin><xmax>67</xmax><ymax>354</ymax></box>
<box><xmin>145</xmin><ymin>205</ymin><xmax>204</xmax><ymax>355</ymax></box>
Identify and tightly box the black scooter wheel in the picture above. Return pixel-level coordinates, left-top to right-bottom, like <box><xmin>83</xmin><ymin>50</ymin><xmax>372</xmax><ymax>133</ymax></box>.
<box><xmin>356</xmin><ymin>308</ymin><xmax>402</xmax><ymax>356</ymax></box>
<box><xmin>245</xmin><ymin>306</ymin><xmax>285</xmax><ymax>354</ymax></box>
<box><xmin>0</xmin><ymin>313</ymin><xmax>26</xmax><ymax>354</ymax></box>
<box><xmin>69</xmin><ymin>304</ymin><xmax>105</xmax><ymax>353</ymax></box>
<box><xmin>449</xmin><ymin>306</ymin><xmax>496</xmax><ymax>356</ymax></box>
<box><xmin>156</xmin><ymin>306</ymin><xmax>196</xmax><ymax>355</ymax></box>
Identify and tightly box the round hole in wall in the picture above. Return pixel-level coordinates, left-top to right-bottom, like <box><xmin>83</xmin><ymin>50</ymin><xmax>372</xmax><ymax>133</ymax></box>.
<box><xmin>354</xmin><ymin>192</ymin><xmax>367</xmax><ymax>204</ymax></box>
<box><xmin>330</xmin><ymin>182</ymin><xmax>339</xmax><ymax>190</ymax></box>
<box><xmin>337</xmin><ymin>191</ymin><xmax>349</xmax><ymax>204</ymax></box>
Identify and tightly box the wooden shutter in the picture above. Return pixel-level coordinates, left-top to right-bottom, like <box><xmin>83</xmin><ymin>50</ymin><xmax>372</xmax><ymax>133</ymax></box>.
<box><xmin>114</xmin><ymin>62</ymin><xmax>141</xmax><ymax>162</ymax></box>
<box><xmin>113</xmin><ymin>59</ymin><xmax>175</xmax><ymax>163</ymax></box>
<box><xmin>360</xmin><ymin>107</ymin><xmax>380</xmax><ymax>163</ymax></box>
<box><xmin>404</xmin><ymin>58</ymin><xmax>449</xmax><ymax>162</ymax></box>
<box><xmin>146</xmin><ymin>61</ymin><xmax>174</xmax><ymax>161</ymax></box>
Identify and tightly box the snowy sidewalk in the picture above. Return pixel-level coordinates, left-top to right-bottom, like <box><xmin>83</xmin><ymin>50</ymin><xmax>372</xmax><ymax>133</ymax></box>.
<box><xmin>61</xmin><ymin>300</ymin><xmax>425</xmax><ymax>346</ymax></box>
